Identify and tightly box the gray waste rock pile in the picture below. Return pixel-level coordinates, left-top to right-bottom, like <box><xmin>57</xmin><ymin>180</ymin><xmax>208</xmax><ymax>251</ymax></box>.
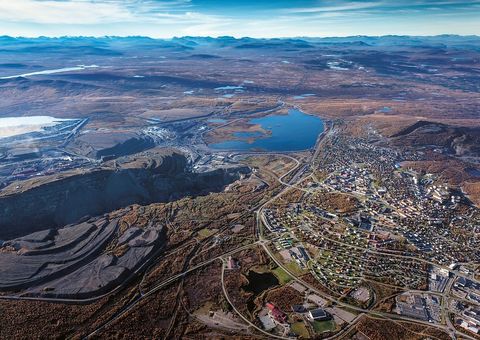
<box><xmin>0</xmin><ymin>217</ymin><xmax>165</xmax><ymax>299</ymax></box>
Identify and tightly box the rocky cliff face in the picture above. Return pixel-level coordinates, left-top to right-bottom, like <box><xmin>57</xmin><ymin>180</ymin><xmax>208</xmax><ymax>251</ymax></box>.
<box><xmin>390</xmin><ymin>121</ymin><xmax>480</xmax><ymax>158</ymax></box>
<box><xmin>0</xmin><ymin>152</ymin><xmax>249</xmax><ymax>240</ymax></box>
<box><xmin>94</xmin><ymin>135</ymin><xmax>157</xmax><ymax>160</ymax></box>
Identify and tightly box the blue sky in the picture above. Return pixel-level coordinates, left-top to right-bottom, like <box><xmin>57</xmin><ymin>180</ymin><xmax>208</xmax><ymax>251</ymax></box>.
<box><xmin>0</xmin><ymin>0</ymin><xmax>479</xmax><ymax>37</ymax></box>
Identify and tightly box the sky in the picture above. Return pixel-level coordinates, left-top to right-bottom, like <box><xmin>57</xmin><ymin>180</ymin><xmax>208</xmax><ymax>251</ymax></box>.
<box><xmin>0</xmin><ymin>0</ymin><xmax>479</xmax><ymax>38</ymax></box>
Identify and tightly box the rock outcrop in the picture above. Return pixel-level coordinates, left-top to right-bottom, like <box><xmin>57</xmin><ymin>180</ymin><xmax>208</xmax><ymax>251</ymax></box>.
<box><xmin>0</xmin><ymin>151</ymin><xmax>249</xmax><ymax>240</ymax></box>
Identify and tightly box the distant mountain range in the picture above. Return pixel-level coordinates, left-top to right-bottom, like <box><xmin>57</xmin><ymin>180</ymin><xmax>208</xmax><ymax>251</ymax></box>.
<box><xmin>1</xmin><ymin>34</ymin><xmax>479</xmax><ymax>49</ymax></box>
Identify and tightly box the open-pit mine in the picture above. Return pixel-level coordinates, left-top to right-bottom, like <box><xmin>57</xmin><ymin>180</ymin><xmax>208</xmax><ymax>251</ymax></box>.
<box><xmin>1</xmin><ymin>35</ymin><xmax>480</xmax><ymax>340</ymax></box>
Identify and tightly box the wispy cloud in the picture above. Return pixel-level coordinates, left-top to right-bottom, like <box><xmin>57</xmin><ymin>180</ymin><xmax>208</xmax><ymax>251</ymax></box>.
<box><xmin>284</xmin><ymin>2</ymin><xmax>379</xmax><ymax>14</ymax></box>
<box><xmin>283</xmin><ymin>0</ymin><xmax>480</xmax><ymax>16</ymax></box>
<box><xmin>0</xmin><ymin>0</ymin><xmax>478</xmax><ymax>37</ymax></box>
<box><xmin>0</xmin><ymin>0</ymin><xmax>200</xmax><ymax>24</ymax></box>
<box><xmin>0</xmin><ymin>0</ymin><xmax>130</xmax><ymax>24</ymax></box>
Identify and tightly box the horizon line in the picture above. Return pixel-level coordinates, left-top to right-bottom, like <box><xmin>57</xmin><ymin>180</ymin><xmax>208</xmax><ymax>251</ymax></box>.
<box><xmin>1</xmin><ymin>34</ymin><xmax>479</xmax><ymax>40</ymax></box>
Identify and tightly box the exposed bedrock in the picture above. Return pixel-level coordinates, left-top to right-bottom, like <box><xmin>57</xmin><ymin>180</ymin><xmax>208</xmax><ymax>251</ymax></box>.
<box><xmin>390</xmin><ymin>120</ymin><xmax>480</xmax><ymax>157</ymax></box>
<box><xmin>94</xmin><ymin>135</ymin><xmax>156</xmax><ymax>160</ymax></box>
<box><xmin>0</xmin><ymin>152</ymin><xmax>250</xmax><ymax>239</ymax></box>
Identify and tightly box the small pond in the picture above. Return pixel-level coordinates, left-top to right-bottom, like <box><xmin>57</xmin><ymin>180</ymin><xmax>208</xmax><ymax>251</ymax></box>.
<box><xmin>243</xmin><ymin>270</ymin><xmax>279</xmax><ymax>295</ymax></box>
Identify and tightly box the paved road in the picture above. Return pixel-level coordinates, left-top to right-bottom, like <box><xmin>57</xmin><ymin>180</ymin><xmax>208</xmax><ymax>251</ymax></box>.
<box><xmin>85</xmin><ymin>243</ymin><xmax>258</xmax><ymax>338</ymax></box>
<box><xmin>250</xmin><ymin>127</ymin><xmax>478</xmax><ymax>340</ymax></box>
<box><xmin>260</xmin><ymin>234</ymin><xmax>478</xmax><ymax>340</ymax></box>
<box><xmin>220</xmin><ymin>259</ymin><xmax>292</xmax><ymax>340</ymax></box>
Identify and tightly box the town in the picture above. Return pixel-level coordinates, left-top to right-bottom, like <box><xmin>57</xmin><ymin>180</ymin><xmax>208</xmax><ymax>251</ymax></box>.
<box><xmin>248</xmin><ymin>124</ymin><xmax>480</xmax><ymax>338</ymax></box>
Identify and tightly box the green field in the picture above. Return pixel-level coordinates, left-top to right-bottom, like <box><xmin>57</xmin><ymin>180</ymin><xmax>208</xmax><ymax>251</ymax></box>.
<box><xmin>197</xmin><ymin>228</ymin><xmax>215</xmax><ymax>239</ymax></box>
<box><xmin>272</xmin><ymin>267</ymin><xmax>292</xmax><ymax>284</ymax></box>
<box><xmin>291</xmin><ymin>322</ymin><xmax>309</xmax><ymax>338</ymax></box>
<box><xmin>312</xmin><ymin>320</ymin><xmax>336</xmax><ymax>333</ymax></box>
<box><xmin>284</xmin><ymin>261</ymin><xmax>308</xmax><ymax>276</ymax></box>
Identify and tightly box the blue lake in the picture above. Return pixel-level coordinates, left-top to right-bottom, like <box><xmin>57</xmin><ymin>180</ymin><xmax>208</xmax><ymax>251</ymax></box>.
<box><xmin>233</xmin><ymin>131</ymin><xmax>263</xmax><ymax>138</ymax></box>
<box><xmin>209</xmin><ymin>109</ymin><xmax>324</xmax><ymax>151</ymax></box>
<box><xmin>466</xmin><ymin>168</ymin><xmax>480</xmax><ymax>177</ymax></box>
<box><xmin>207</xmin><ymin>118</ymin><xmax>227</xmax><ymax>123</ymax></box>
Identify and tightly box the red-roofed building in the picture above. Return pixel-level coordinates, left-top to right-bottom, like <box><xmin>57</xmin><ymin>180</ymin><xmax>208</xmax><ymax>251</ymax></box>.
<box><xmin>266</xmin><ymin>302</ymin><xmax>287</xmax><ymax>323</ymax></box>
